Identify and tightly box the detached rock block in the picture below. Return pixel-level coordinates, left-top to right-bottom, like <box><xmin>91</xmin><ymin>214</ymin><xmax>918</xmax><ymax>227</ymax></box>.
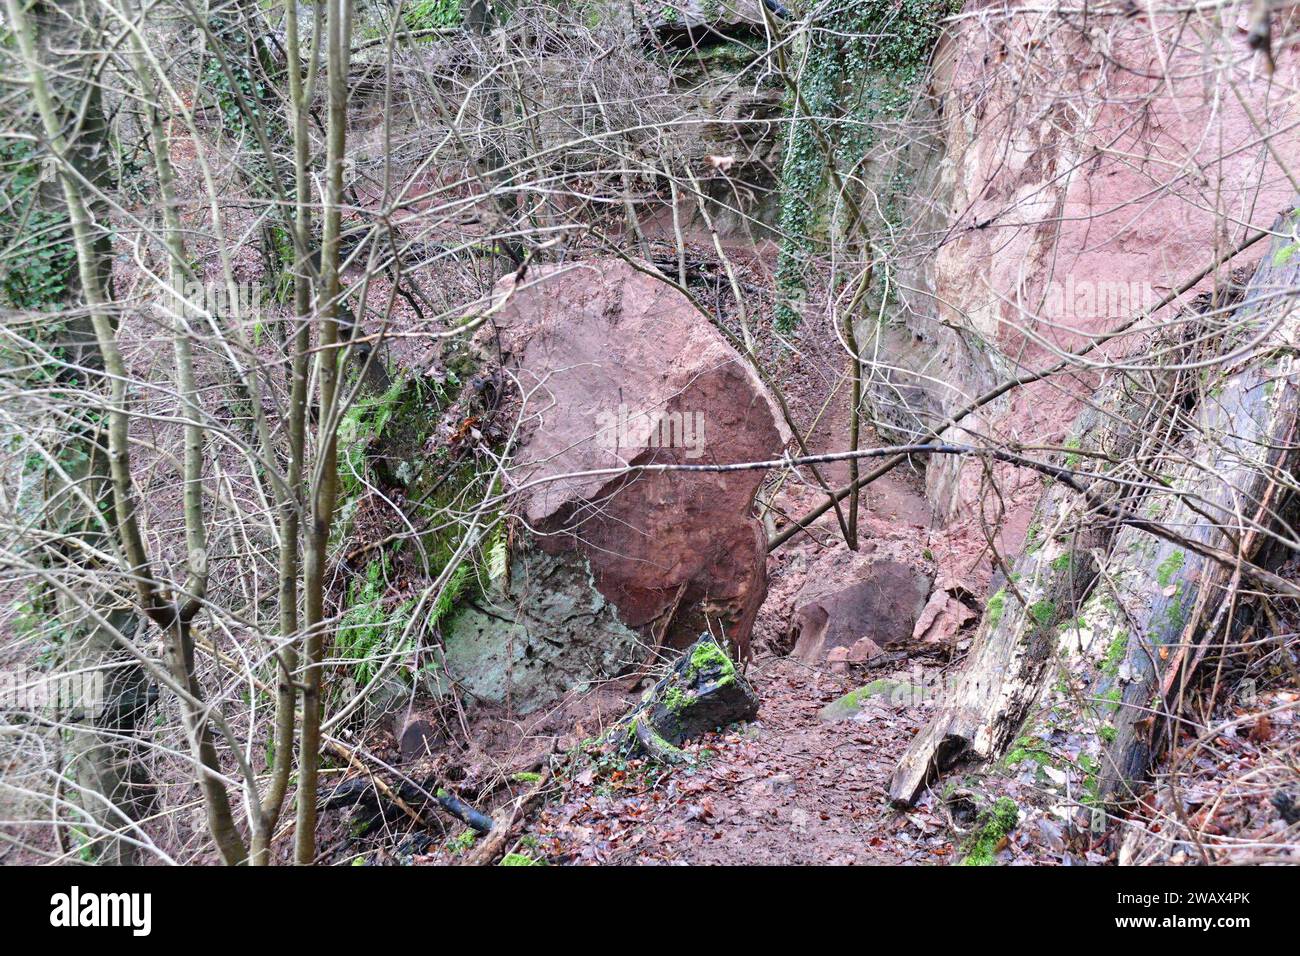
<box><xmin>790</xmin><ymin>560</ymin><xmax>931</xmax><ymax>666</ymax></box>
<box><xmin>488</xmin><ymin>260</ymin><xmax>789</xmax><ymax>659</ymax></box>
<box><xmin>625</xmin><ymin>637</ymin><xmax>759</xmax><ymax>758</ymax></box>
<box><xmin>911</xmin><ymin>589</ymin><xmax>976</xmax><ymax>646</ymax></box>
<box><xmin>444</xmin><ymin>260</ymin><xmax>789</xmax><ymax>717</ymax></box>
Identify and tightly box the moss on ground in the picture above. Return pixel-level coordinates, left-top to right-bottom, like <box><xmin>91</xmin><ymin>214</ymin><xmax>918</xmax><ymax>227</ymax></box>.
<box><xmin>1003</xmin><ymin>735</ymin><xmax>1051</xmax><ymax>769</ymax></box>
<box><xmin>959</xmin><ymin>797</ymin><xmax>1019</xmax><ymax>866</ymax></box>
<box><xmin>500</xmin><ymin>852</ymin><xmax>545</xmax><ymax>866</ymax></box>
<box><xmin>1063</xmin><ymin>435</ymin><xmax>1083</xmax><ymax>470</ymax></box>
<box><xmin>445</xmin><ymin>829</ymin><xmax>477</xmax><ymax>854</ymax></box>
<box><xmin>819</xmin><ymin>679</ymin><xmax>921</xmax><ymax>722</ymax></box>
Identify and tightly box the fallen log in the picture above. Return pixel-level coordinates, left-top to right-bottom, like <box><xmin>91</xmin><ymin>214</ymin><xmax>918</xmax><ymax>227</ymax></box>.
<box><xmin>889</xmin><ymin>366</ymin><xmax>1161</xmax><ymax>805</ymax></box>
<box><xmin>1042</xmin><ymin>222</ymin><xmax>1300</xmax><ymax>819</ymax></box>
<box><xmin>891</xmin><ymin>206</ymin><xmax>1300</xmax><ymax>829</ymax></box>
<box><xmin>320</xmin><ymin>739</ymin><xmax>494</xmax><ymax>835</ymax></box>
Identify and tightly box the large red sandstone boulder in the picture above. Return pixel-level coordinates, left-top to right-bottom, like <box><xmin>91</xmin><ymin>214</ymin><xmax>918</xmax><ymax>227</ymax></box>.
<box><xmin>489</xmin><ymin>259</ymin><xmax>788</xmax><ymax>657</ymax></box>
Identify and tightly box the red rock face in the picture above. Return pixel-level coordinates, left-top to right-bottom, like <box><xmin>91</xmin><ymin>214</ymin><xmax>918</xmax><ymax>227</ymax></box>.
<box><xmin>924</xmin><ymin>4</ymin><xmax>1300</xmax><ymax>590</ymax></box>
<box><xmin>489</xmin><ymin>260</ymin><xmax>789</xmax><ymax>657</ymax></box>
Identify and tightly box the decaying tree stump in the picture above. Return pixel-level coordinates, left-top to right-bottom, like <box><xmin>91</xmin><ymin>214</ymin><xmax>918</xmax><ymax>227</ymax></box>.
<box><xmin>891</xmin><ymin>207</ymin><xmax>1300</xmax><ymax>842</ymax></box>
<box><xmin>619</xmin><ymin>635</ymin><xmax>760</xmax><ymax>762</ymax></box>
<box><xmin>889</xmin><ymin>368</ymin><xmax>1161</xmax><ymax>804</ymax></box>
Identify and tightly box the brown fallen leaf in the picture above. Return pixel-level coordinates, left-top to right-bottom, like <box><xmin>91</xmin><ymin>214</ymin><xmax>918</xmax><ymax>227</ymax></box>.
<box><xmin>1247</xmin><ymin>714</ymin><xmax>1274</xmax><ymax>743</ymax></box>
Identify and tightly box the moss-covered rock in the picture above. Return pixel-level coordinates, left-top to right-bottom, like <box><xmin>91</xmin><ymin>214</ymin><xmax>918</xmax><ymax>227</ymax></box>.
<box><xmin>635</xmin><ymin>635</ymin><xmax>759</xmax><ymax>749</ymax></box>
<box><xmin>818</xmin><ymin>679</ymin><xmax>921</xmax><ymax>723</ymax></box>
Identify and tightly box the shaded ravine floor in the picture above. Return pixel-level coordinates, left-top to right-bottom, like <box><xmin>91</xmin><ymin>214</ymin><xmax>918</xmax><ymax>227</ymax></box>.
<box><xmin>520</xmin><ymin>655</ymin><xmax>955</xmax><ymax>865</ymax></box>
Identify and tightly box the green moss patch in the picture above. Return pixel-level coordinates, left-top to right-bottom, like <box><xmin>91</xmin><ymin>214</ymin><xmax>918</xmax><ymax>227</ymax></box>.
<box><xmin>687</xmin><ymin>639</ymin><xmax>734</xmax><ymax>681</ymax></box>
<box><xmin>500</xmin><ymin>852</ymin><xmax>545</xmax><ymax>866</ymax></box>
<box><xmin>958</xmin><ymin>797</ymin><xmax>1019</xmax><ymax>866</ymax></box>
<box><xmin>1155</xmin><ymin>550</ymin><xmax>1186</xmax><ymax>588</ymax></box>
<box><xmin>1028</xmin><ymin>599</ymin><xmax>1056</xmax><ymax>627</ymax></box>
<box><xmin>985</xmin><ymin>587</ymin><xmax>1007</xmax><ymax>628</ymax></box>
<box><xmin>818</xmin><ymin>678</ymin><xmax>920</xmax><ymax>722</ymax></box>
<box><xmin>1003</xmin><ymin>735</ymin><xmax>1051</xmax><ymax>769</ymax></box>
<box><xmin>1100</xmin><ymin>632</ymin><xmax>1129</xmax><ymax>678</ymax></box>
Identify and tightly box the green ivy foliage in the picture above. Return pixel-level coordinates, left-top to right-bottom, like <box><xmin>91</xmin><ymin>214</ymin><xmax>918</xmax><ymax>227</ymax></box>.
<box><xmin>774</xmin><ymin>0</ymin><xmax>955</xmax><ymax>331</ymax></box>
<box><xmin>201</xmin><ymin>16</ymin><xmax>271</xmax><ymax>131</ymax></box>
<box><xmin>0</xmin><ymin>139</ymin><xmax>76</xmax><ymax>310</ymax></box>
<box><xmin>405</xmin><ymin>0</ymin><xmax>462</xmax><ymax>29</ymax></box>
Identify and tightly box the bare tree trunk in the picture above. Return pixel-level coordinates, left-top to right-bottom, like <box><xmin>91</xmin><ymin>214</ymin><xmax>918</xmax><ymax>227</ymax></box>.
<box><xmin>8</xmin><ymin>0</ymin><xmax>249</xmax><ymax>865</ymax></box>
<box><xmin>59</xmin><ymin>572</ymin><xmax>154</xmax><ymax>863</ymax></box>
<box><xmin>295</xmin><ymin>0</ymin><xmax>351</xmax><ymax>865</ymax></box>
<box><xmin>1036</xmin><ymin>220</ymin><xmax>1300</xmax><ymax>818</ymax></box>
<box><xmin>843</xmin><ymin>261</ymin><xmax>875</xmax><ymax>552</ymax></box>
<box><xmin>254</xmin><ymin>0</ymin><xmax>321</xmax><ymax>867</ymax></box>
<box><xmin>889</xmin><ymin>368</ymin><xmax>1159</xmax><ymax>804</ymax></box>
<box><xmin>464</xmin><ymin>0</ymin><xmax>525</xmax><ymax>267</ymax></box>
<box><xmin>23</xmin><ymin>0</ymin><xmax>153</xmax><ymax>864</ymax></box>
<box><xmin>50</xmin><ymin>409</ymin><xmax>155</xmax><ymax>862</ymax></box>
